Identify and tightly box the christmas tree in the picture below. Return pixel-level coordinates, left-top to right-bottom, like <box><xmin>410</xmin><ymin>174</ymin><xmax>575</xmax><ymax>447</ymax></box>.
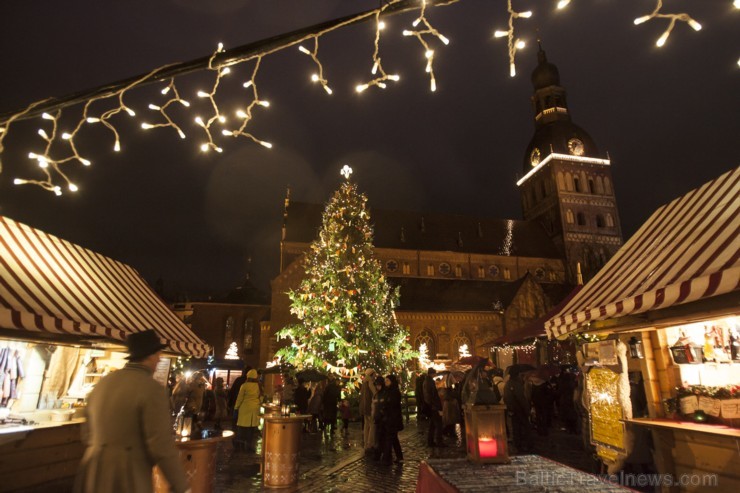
<box><xmin>276</xmin><ymin>166</ymin><xmax>414</xmax><ymax>389</ymax></box>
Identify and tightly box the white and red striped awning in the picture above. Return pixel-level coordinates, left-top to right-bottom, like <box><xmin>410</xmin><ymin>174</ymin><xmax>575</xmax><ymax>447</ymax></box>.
<box><xmin>0</xmin><ymin>216</ymin><xmax>210</xmax><ymax>357</ymax></box>
<box><xmin>546</xmin><ymin>166</ymin><xmax>740</xmax><ymax>340</ymax></box>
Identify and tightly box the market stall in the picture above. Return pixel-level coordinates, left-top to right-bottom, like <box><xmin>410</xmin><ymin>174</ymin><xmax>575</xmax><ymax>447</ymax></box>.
<box><xmin>544</xmin><ymin>167</ymin><xmax>740</xmax><ymax>492</ymax></box>
<box><xmin>0</xmin><ymin>215</ymin><xmax>210</xmax><ymax>492</ymax></box>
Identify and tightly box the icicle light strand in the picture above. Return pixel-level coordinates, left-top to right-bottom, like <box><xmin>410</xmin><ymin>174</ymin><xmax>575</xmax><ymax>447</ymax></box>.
<box><xmin>633</xmin><ymin>0</ymin><xmax>702</xmax><ymax>47</ymax></box>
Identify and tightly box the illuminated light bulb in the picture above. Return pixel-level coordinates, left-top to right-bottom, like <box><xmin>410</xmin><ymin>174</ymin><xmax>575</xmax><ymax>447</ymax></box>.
<box><xmin>388</xmin><ymin>74</ymin><xmax>400</xmax><ymax>81</ymax></box>
<box><xmin>68</xmin><ymin>183</ymin><xmax>78</xmax><ymax>192</ymax></box>
<box><xmin>402</xmin><ymin>30</ymin><xmax>413</xmax><ymax>36</ymax></box>
<box><xmin>557</xmin><ymin>0</ymin><xmax>571</xmax><ymax>8</ymax></box>
<box><xmin>218</xmin><ymin>116</ymin><xmax>226</xmax><ymax>123</ymax></box>
<box><xmin>29</xmin><ymin>152</ymin><xmax>39</xmax><ymax>160</ymax></box>
<box><xmin>236</xmin><ymin>110</ymin><xmax>248</xmax><ymax>119</ymax></box>
<box><xmin>311</xmin><ymin>74</ymin><xmax>320</xmax><ymax>82</ymax></box>
<box><xmin>323</xmin><ymin>85</ymin><xmax>333</xmax><ymax>95</ymax></box>
<box><xmin>180</xmin><ymin>100</ymin><xmax>190</xmax><ymax>107</ymax></box>
<box><xmin>259</xmin><ymin>140</ymin><xmax>273</xmax><ymax>149</ymax></box>
<box><xmin>195</xmin><ymin>116</ymin><xmax>204</xmax><ymax>126</ymax></box>
<box><xmin>87</xmin><ymin>117</ymin><xmax>100</xmax><ymax>123</ymax></box>
<box><xmin>516</xmin><ymin>40</ymin><xmax>526</xmax><ymax>49</ymax></box>
<box><xmin>519</xmin><ymin>11</ymin><xmax>532</xmax><ymax>18</ymax></box>
<box><xmin>141</xmin><ymin>123</ymin><xmax>153</xmax><ymax>129</ymax></box>
<box><xmin>378</xmin><ymin>82</ymin><xmax>387</xmax><ymax>89</ymax></box>
<box><xmin>125</xmin><ymin>108</ymin><xmax>136</xmax><ymax>117</ymax></box>
<box><xmin>197</xmin><ymin>90</ymin><xmax>210</xmax><ymax>98</ymax></box>
<box><xmin>148</xmin><ymin>104</ymin><xmax>161</xmax><ymax>110</ymax></box>
<box><xmin>177</xmin><ymin>129</ymin><xmax>186</xmax><ymax>139</ymax></box>
<box><xmin>62</xmin><ymin>132</ymin><xmax>72</xmax><ymax>140</ymax></box>
<box><xmin>430</xmin><ymin>79</ymin><xmax>436</xmax><ymax>92</ymax></box>
<box><xmin>510</xmin><ymin>63</ymin><xmax>516</xmax><ymax>77</ymax></box>
<box><xmin>53</xmin><ymin>187</ymin><xmax>62</xmax><ymax>196</ymax></box>
<box><xmin>356</xmin><ymin>84</ymin><xmax>369</xmax><ymax>93</ymax></box>
<box><xmin>494</xmin><ymin>30</ymin><xmax>508</xmax><ymax>38</ymax></box>
<box><xmin>298</xmin><ymin>45</ymin><xmax>311</xmax><ymax>55</ymax></box>
<box><xmin>221</xmin><ymin>129</ymin><xmax>234</xmax><ymax>136</ymax></box>
<box><xmin>735</xmin><ymin>0</ymin><xmax>740</xmax><ymax>8</ymax></box>
<box><xmin>634</xmin><ymin>15</ymin><xmax>651</xmax><ymax>25</ymax></box>
<box><xmin>688</xmin><ymin>19</ymin><xmax>702</xmax><ymax>31</ymax></box>
<box><xmin>439</xmin><ymin>35</ymin><xmax>450</xmax><ymax>45</ymax></box>
<box><xmin>13</xmin><ymin>179</ymin><xmax>25</xmax><ymax>185</ymax></box>
<box><xmin>656</xmin><ymin>31</ymin><xmax>670</xmax><ymax>47</ymax></box>
<box><xmin>0</xmin><ymin>127</ymin><xmax>5</xmax><ymax>134</ymax></box>
<box><xmin>200</xmin><ymin>143</ymin><xmax>209</xmax><ymax>152</ymax></box>
<box><xmin>378</xmin><ymin>21</ymin><xmax>386</xmax><ymax>30</ymax></box>
<box><xmin>412</xmin><ymin>18</ymin><xmax>421</xmax><ymax>27</ymax></box>
<box><xmin>38</xmin><ymin>158</ymin><xmax>48</xmax><ymax>168</ymax></box>
<box><xmin>220</xmin><ymin>67</ymin><xmax>231</xmax><ymax>75</ymax></box>
<box><xmin>217</xmin><ymin>42</ymin><xmax>224</xmax><ymax>51</ymax></box>
<box><xmin>38</xmin><ymin>129</ymin><xmax>49</xmax><ymax>139</ymax></box>
<box><xmin>161</xmin><ymin>86</ymin><xmax>171</xmax><ymax>95</ymax></box>
<box><xmin>215</xmin><ymin>146</ymin><xmax>223</xmax><ymax>153</ymax></box>
<box><xmin>371</xmin><ymin>61</ymin><xmax>379</xmax><ymax>74</ymax></box>
<box><xmin>42</xmin><ymin>113</ymin><xmax>54</xmax><ymax>120</ymax></box>
<box><xmin>243</xmin><ymin>81</ymin><xmax>253</xmax><ymax>88</ymax></box>
<box><xmin>114</xmin><ymin>141</ymin><xmax>121</xmax><ymax>152</ymax></box>
<box><xmin>425</xmin><ymin>62</ymin><xmax>432</xmax><ymax>73</ymax></box>
<box><xmin>258</xmin><ymin>101</ymin><xmax>270</xmax><ymax>107</ymax></box>
<box><xmin>80</xmin><ymin>158</ymin><xmax>91</xmax><ymax>166</ymax></box>
<box><xmin>425</xmin><ymin>49</ymin><xmax>434</xmax><ymax>58</ymax></box>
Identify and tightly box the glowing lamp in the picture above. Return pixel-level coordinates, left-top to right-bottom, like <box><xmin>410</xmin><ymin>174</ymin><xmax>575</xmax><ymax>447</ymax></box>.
<box><xmin>463</xmin><ymin>404</ymin><xmax>509</xmax><ymax>464</ymax></box>
<box><xmin>628</xmin><ymin>336</ymin><xmax>644</xmax><ymax>359</ymax></box>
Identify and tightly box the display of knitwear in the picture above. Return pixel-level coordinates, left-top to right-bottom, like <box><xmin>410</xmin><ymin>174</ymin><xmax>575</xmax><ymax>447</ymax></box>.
<box><xmin>0</xmin><ymin>347</ymin><xmax>25</xmax><ymax>407</ymax></box>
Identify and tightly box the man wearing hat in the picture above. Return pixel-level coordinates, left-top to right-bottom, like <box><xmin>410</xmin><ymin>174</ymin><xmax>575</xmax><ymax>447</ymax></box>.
<box><xmin>74</xmin><ymin>330</ymin><xmax>190</xmax><ymax>493</ymax></box>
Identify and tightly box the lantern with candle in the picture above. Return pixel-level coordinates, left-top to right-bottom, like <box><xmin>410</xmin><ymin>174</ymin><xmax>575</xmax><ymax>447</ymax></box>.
<box><xmin>463</xmin><ymin>404</ymin><xmax>509</xmax><ymax>463</ymax></box>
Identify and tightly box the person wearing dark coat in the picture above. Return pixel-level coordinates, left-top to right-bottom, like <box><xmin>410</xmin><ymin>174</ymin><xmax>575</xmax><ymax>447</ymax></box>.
<box><xmin>415</xmin><ymin>373</ymin><xmax>428</xmax><ymax>421</ymax></box>
<box><xmin>423</xmin><ymin>367</ymin><xmax>444</xmax><ymax>447</ymax></box>
<box><xmin>504</xmin><ymin>369</ymin><xmax>534</xmax><ymax>453</ymax></box>
<box><xmin>370</xmin><ymin>376</ymin><xmax>387</xmax><ymax>461</ymax></box>
<box><xmin>380</xmin><ymin>374</ymin><xmax>404</xmax><ymax>465</ymax></box>
<box><xmin>322</xmin><ymin>374</ymin><xmax>341</xmax><ymax>434</ymax></box>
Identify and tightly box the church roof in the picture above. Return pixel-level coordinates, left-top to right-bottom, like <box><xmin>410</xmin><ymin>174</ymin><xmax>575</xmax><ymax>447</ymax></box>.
<box><xmin>284</xmin><ymin>201</ymin><xmax>562</xmax><ymax>259</ymax></box>
<box><xmin>390</xmin><ymin>277</ymin><xmax>524</xmax><ymax>312</ymax></box>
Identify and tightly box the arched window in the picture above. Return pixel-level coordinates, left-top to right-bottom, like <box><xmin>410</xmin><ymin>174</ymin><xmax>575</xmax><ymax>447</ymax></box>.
<box><xmin>503</xmin><ymin>267</ymin><xmax>511</xmax><ymax>280</ymax></box>
<box><xmin>606</xmin><ymin>213</ymin><xmax>615</xmax><ymax>227</ymax></box>
<box><xmin>539</xmin><ymin>181</ymin><xmax>547</xmax><ymax>198</ymax></box>
<box><xmin>557</xmin><ymin>172</ymin><xmax>565</xmax><ymax>191</ymax></box>
<box><xmin>455</xmin><ymin>264</ymin><xmax>462</xmax><ymax>277</ymax></box>
<box><xmin>573</xmin><ymin>176</ymin><xmax>581</xmax><ymax>193</ymax></box>
<box><xmin>566</xmin><ymin>209</ymin><xmax>574</xmax><ymax>224</ymax></box>
<box><xmin>565</xmin><ymin>173</ymin><xmax>574</xmax><ymax>192</ymax></box>
<box><xmin>596</xmin><ymin>214</ymin><xmax>605</xmax><ymax>228</ymax></box>
<box><xmin>477</xmin><ymin>265</ymin><xmax>485</xmax><ymax>278</ymax></box>
<box><xmin>426</xmin><ymin>264</ymin><xmax>434</xmax><ymax>276</ymax></box>
<box><xmin>416</xmin><ymin>330</ymin><xmax>436</xmax><ymax>362</ymax></box>
<box><xmin>402</xmin><ymin>262</ymin><xmax>410</xmax><ymax>275</ymax></box>
<box><xmin>580</xmin><ymin>172</ymin><xmax>588</xmax><ymax>193</ymax></box>
<box><xmin>577</xmin><ymin>212</ymin><xmax>587</xmax><ymax>226</ymax></box>
<box><xmin>588</xmin><ymin>178</ymin><xmax>595</xmax><ymax>194</ymax></box>
<box><xmin>452</xmin><ymin>332</ymin><xmax>472</xmax><ymax>360</ymax></box>
<box><xmin>604</xmin><ymin>177</ymin><xmax>613</xmax><ymax>195</ymax></box>
<box><xmin>243</xmin><ymin>319</ymin><xmax>254</xmax><ymax>350</ymax></box>
<box><xmin>224</xmin><ymin>316</ymin><xmax>235</xmax><ymax>350</ymax></box>
<box><xmin>595</xmin><ymin>176</ymin><xmax>605</xmax><ymax>194</ymax></box>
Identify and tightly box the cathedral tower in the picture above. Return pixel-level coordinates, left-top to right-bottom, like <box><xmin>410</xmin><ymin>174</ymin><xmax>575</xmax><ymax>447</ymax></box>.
<box><xmin>518</xmin><ymin>45</ymin><xmax>623</xmax><ymax>283</ymax></box>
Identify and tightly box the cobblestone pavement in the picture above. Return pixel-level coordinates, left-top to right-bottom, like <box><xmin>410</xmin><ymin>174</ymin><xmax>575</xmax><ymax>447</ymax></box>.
<box><xmin>213</xmin><ymin>416</ymin><xmax>598</xmax><ymax>493</ymax></box>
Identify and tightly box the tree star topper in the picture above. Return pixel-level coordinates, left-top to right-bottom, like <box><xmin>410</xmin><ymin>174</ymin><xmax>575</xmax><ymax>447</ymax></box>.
<box><xmin>340</xmin><ymin>164</ymin><xmax>353</xmax><ymax>180</ymax></box>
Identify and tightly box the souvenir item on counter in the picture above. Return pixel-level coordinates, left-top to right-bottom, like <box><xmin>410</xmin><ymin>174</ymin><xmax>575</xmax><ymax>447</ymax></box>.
<box><xmin>730</xmin><ymin>328</ymin><xmax>740</xmax><ymax>361</ymax></box>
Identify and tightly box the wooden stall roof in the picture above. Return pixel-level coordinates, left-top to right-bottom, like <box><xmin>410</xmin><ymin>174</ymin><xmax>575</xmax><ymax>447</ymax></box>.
<box><xmin>0</xmin><ymin>216</ymin><xmax>210</xmax><ymax>357</ymax></box>
<box><xmin>546</xmin><ymin>166</ymin><xmax>740</xmax><ymax>339</ymax></box>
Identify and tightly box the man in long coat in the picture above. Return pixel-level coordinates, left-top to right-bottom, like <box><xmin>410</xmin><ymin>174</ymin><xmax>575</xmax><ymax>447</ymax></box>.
<box><xmin>359</xmin><ymin>368</ymin><xmax>378</xmax><ymax>454</ymax></box>
<box><xmin>74</xmin><ymin>330</ymin><xmax>190</xmax><ymax>493</ymax></box>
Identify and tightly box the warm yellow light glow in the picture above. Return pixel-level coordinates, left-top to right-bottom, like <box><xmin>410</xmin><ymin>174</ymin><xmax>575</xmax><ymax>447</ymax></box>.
<box><xmin>243</xmin><ymin>81</ymin><xmax>253</xmax><ymax>88</ymax></box>
<box><xmin>148</xmin><ymin>104</ymin><xmax>161</xmax><ymax>110</ymax></box>
<box><xmin>42</xmin><ymin>113</ymin><xmax>54</xmax><ymax>120</ymax></box>
<box><xmin>61</xmin><ymin>132</ymin><xmax>72</xmax><ymax>140</ymax></box>
<box><xmin>86</xmin><ymin>117</ymin><xmax>100</xmax><ymax>123</ymax></box>
<box><xmin>298</xmin><ymin>45</ymin><xmax>311</xmax><ymax>55</ymax></box>
<box><xmin>516</xmin><ymin>40</ymin><xmax>525</xmax><ymax>49</ymax></box>
<box><xmin>356</xmin><ymin>84</ymin><xmax>369</xmax><ymax>93</ymax></box>
<box><xmin>197</xmin><ymin>90</ymin><xmax>209</xmax><ymax>98</ymax></box>
<box><xmin>195</xmin><ymin>116</ymin><xmax>204</xmax><ymax>126</ymax></box>
<box><xmin>657</xmin><ymin>30</ymin><xmax>669</xmax><ymax>47</ymax></box>
<box><xmin>494</xmin><ymin>30</ymin><xmax>508</xmax><ymax>38</ymax></box>
<box><xmin>557</xmin><ymin>0</ymin><xmax>571</xmax><ymax>9</ymax></box>
<box><xmin>688</xmin><ymin>19</ymin><xmax>702</xmax><ymax>31</ymax></box>
<box><xmin>68</xmin><ymin>183</ymin><xmax>78</xmax><ymax>192</ymax></box>
<box><xmin>80</xmin><ymin>158</ymin><xmax>91</xmax><ymax>166</ymax></box>
<box><xmin>113</xmin><ymin>141</ymin><xmax>120</xmax><ymax>152</ymax></box>
<box><xmin>200</xmin><ymin>143</ymin><xmax>209</xmax><ymax>152</ymax></box>
<box><xmin>519</xmin><ymin>11</ymin><xmax>532</xmax><ymax>18</ymax></box>
<box><xmin>141</xmin><ymin>123</ymin><xmax>154</xmax><ymax>129</ymax></box>
<box><xmin>260</xmin><ymin>140</ymin><xmax>273</xmax><ymax>149</ymax></box>
<box><xmin>258</xmin><ymin>101</ymin><xmax>270</xmax><ymax>107</ymax></box>
<box><xmin>378</xmin><ymin>21</ymin><xmax>386</xmax><ymax>30</ymax></box>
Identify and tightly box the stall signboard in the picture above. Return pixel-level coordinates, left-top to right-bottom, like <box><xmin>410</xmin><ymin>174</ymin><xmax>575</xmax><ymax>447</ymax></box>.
<box><xmin>720</xmin><ymin>398</ymin><xmax>740</xmax><ymax>419</ymax></box>
<box><xmin>698</xmin><ymin>396</ymin><xmax>722</xmax><ymax>417</ymax></box>
<box><xmin>153</xmin><ymin>357</ymin><xmax>171</xmax><ymax>387</ymax></box>
<box><xmin>586</xmin><ymin>367</ymin><xmax>625</xmax><ymax>451</ymax></box>
<box><xmin>584</xmin><ymin>340</ymin><xmax>618</xmax><ymax>366</ymax></box>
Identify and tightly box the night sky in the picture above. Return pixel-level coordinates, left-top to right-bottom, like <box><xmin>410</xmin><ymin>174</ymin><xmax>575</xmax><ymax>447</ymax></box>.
<box><xmin>0</xmin><ymin>1</ymin><xmax>737</xmax><ymax>297</ymax></box>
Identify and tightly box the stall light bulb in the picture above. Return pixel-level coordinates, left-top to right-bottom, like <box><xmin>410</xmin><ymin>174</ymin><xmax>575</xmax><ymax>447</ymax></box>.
<box><xmin>430</xmin><ymin>79</ymin><xmax>436</xmax><ymax>92</ymax></box>
<box><xmin>197</xmin><ymin>90</ymin><xmax>210</xmax><ymax>98</ymax></box>
<box><xmin>218</xmin><ymin>116</ymin><xmax>226</xmax><ymax>123</ymax></box>
<box><xmin>200</xmin><ymin>143</ymin><xmax>209</xmax><ymax>152</ymax></box>
<box><xmin>220</xmin><ymin>67</ymin><xmax>231</xmax><ymax>75</ymax></box>
<box><xmin>217</xmin><ymin>42</ymin><xmax>224</xmax><ymax>51</ymax></box>
<box><xmin>260</xmin><ymin>140</ymin><xmax>273</xmax><ymax>149</ymax></box>
<box><xmin>412</xmin><ymin>18</ymin><xmax>421</xmax><ymax>27</ymax></box>
<box><xmin>177</xmin><ymin>129</ymin><xmax>186</xmax><ymax>139</ymax></box>
<box><xmin>494</xmin><ymin>30</ymin><xmax>508</xmax><ymax>38</ymax></box>
<box><xmin>356</xmin><ymin>84</ymin><xmax>369</xmax><ymax>93</ymax></box>
<box><xmin>69</xmin><ymin>183</ymin><xmax>78</xmax><ymax>192</ymax></box>
<box><xmin>735</xmin><ymin>0</ymin><xmax>740</xmax><ymax>8</ymax></box>
<box><xmin>425</xmin><ymin>50</ymin><xmax>434</xmax><ymax>58</ymax></box>
<box><xmin>53</xmin><ymin>187</ymin><xmax>62</xmax><ymax>196</ymax></box>
<box><xmin>378</xmin><ymin>82</ymin><xmax>386</xmax><ymax>89</ymax></box>
<box><xmin>87</xmin><ymin>117</ymin><xmax>100</xmax><ymax>123</ymax></box>
<box><xmin>634</xmin><ymin>15</ymin><xmax>651</xmax><ymax>25</ymax></box>
<box><xmin>258</xmin><ymin>101</ymin><xmax>270</xmax><ymax>107</ymax></box>
<box><xmin>510</xmin><ymin>63</ymin><xmax>516</xmax><ymax>77</ymax></box>
<box><xmin>236</xmin><ymin>110</ymin><xmax>248</xmax><ymax>119</ymax></box>
<box><xmin>388</xmin><ymin>74</ymin><xmax>400</xmax><ymax>81</ymax></box>
<box><xmin>215</xmin><ymin>146</ymin><xmax>223</xmax><ymax>153</ymax></box>
<box><xmin>656</xmin><ymin>31</ymin><xmax>670</xmax><ymax>47</ymax></box>
<box><xmin>516</xmin><ymin>40</ymin><xmax>526</xmax><ymax>49</ymax></box>
<box><xmin>38</xmin><ymin>158</ymin><xmax>48</xmax><ymax>168</ymax></box>
<box><xmin>62</xmin><ymin>132</ymin><xmax>72</xmax><ymax>140</ymax></box>
<box><xmin>243</xmin><ymin>81</ymin><xmax>253</xmax><ymax>89</ymax></box>
<box><xmin>323</xmin><ymin>85</ymin><xmax>333</xmax><ymax>95</ymax></box>
<box><xmin>378</xmin><ymin>21</ymin><xmax>386</xmax><ymax>30</ymax></box>
<box><xmin>557</xmin><ymin>0</ymin><xmax>571</xmax><ymax>8</ymax></box>
<box><xmin>688</xmin><ymin>19</ymin><xmax>702</xmax><ymax>31</ymax></box>
<box><xmin>311</xmin><ymin>74</ymin><xmax>320</xmax><ymax>82</ymax></box>
<box><xmin>161</xmin><ymin>86</ymin><xmax>171</xmax><ymax>95</ymax></box>
<box><xmin>141</xmin><ymin>123</ymin><xmax>153</xmax><ymax>129</ymax></box>
<box><xmin>519</xmin><ymin>11</ymin><xmax>532</xmax><ymax>18</ymax></box>
<box><xmin>80</xmin><ymin>158</ymin><xmax>91</xmax><ymax>166</ymax></box>
<box><xmin>180</xmin><ymin>100</ymin><xmax>190</xmax><ymax>107</ymax></box>
<box><xmin>0</xmin><ymin>127</ymin><xmax>5</xmax><ymax>134</ymax></box>
<box><xmin>425</xmin><ymin>62</ymin><xmax>432</xmax><ymax>73</ymax></box>
<box><xmin>114</xmin><ymin>141</ymin><xmax>120</xmax><ymax>152</ymax></box>
<box><xmin>439</xmin><ymin>35</ymin><xmax>450</xmax><ymax>45</ymax></box>
<box><xmin>42</xmin><ymin>113</ymin><xmax>54</xmax><ymax>120</ymax></box>
<box><xmin>402</xmin><ymin>30</ymin><xmax>413</xmax><ymax>36</ymax></box>
<box><xmin>13</xmin><ymin>178</ymin><xmax>24</xmax><ymax>185</ymax></box>
<box><xmin>222</xmin><ymin>129</ymin><xmax>234</xmax><ymax>136</ymax></box>
<box><xmin>298</xmin><ymin>45</ymin><xmax>311</xmax><ymax>55</ymax></box>
<box><xmin>371</xmin><ymin>61</ymin><xmax>379</xmax><ymax>74</ymax></box>
<box><xmin>38</xmin><ymin>129</ymin><xmax>49</xmax><ymax>139</ymax></box>
<box><xmin>148</xmin><ymin>104</ymin><xmax>161</xmax><ymax>110</ymax></box>
<box><xmin>125</xmin><ymin>108</ymin><xmax>135</xmax><ymax>117</ymax></box>
<box><xmin>195</xmin><ymin>116</ymin><xmax>204</xmax><ymax>126</ymax></box>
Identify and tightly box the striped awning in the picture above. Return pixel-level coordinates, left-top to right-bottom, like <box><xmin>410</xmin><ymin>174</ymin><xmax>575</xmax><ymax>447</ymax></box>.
<box><xmin>0</xmin><ymin>216</ymin><xmax>210</xmax><ymax>357</ymax></box>
<box><xmin>546</xmin><ymin>166</ymin><xmax>740</xmax><ymax>340</ymax></box>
